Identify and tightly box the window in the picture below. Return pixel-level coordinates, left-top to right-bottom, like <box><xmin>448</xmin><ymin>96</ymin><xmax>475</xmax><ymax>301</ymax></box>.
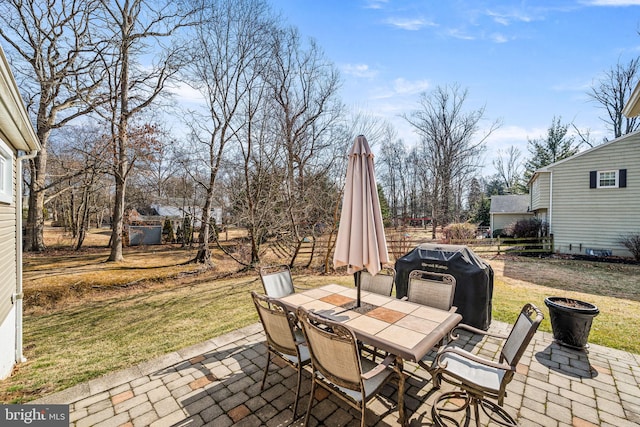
<box><xmin>0</xmin><ymin>139</ymin><xmax>13</xmax><ymax>204</ymax></box>
<box><xmin>590</xmin><ymin>169</ymin><xmax>627</xmax><ymax>189</ymax></box>
<box><xmin>598</xmin><ymin>171</ymin><xmax>617</xmax><ymax>188</ymax></box>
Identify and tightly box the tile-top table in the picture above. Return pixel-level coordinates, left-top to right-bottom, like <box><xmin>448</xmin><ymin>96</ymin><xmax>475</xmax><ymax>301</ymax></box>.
<box><xmin>278</xmin><ymin>283</ymin><xmax>463</xmax><ymax>363</ymax></box>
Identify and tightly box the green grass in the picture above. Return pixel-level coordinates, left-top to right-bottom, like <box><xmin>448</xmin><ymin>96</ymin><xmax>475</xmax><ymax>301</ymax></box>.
<box><xmin>492</xmin><ymin>276</ymin><xmax>640</xmax><ymax>351</ymax></box>
<box><xmin>2</xmin><ymin>252</ymin><xmax>640</xmax><ymax>404</ymax></box>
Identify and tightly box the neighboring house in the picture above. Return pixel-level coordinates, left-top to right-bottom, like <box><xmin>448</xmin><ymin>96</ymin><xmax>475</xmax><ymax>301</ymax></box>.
<box><xmin>489</xmin><ymin>194</ymin><xmax>533</xmax><ymax>235</ymax></box>
<box><xmin>528</xmin><ymin>131</ymin><xmax>640</xmax><ymax>258</ymax></box>
<box><xmin>0</xmin><ymin>46</ymin><xmax>41</xmax><ymax>379</ymax></box>
<box><xmin>126</xmin><ymin>205</ymin><xmax>223</xmax><ymax>246</ymax></box>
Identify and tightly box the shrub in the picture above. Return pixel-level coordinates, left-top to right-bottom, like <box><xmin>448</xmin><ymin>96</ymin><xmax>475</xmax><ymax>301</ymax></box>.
<box><xmin>443</xmin><ymin>223</ymin><xmax>477</xmax><ymax>241</ymax></box>
<box><xmin>510</xmin><ymin>218</ymin><xmax>548</xmax><ymax>238</ymax></box>
<box><xmin>619</xmin><ymin>233</ymin><xmax>640</xmax><ymax>262</ymax></box>
<box><xmin>492</xmin><ymin>228</ymin><xmax>510</xmax><ymax>238</ymax></box>
<box><xmin>162</xmin><ymin>219</ymin><xmax>175</xmax><ymax>243</ymax></box>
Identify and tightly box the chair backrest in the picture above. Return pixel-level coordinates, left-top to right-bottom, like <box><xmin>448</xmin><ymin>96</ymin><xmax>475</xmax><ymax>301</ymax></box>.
<box><xmin>501</xmin><ymin>303</ymin><xmax>544</xmax><ymax>367</ymax></box>
<box><xmin>259</xmin><ymin>265</ymin><xmax>294</xmax><ymax>298</ymax></box>
<box><xmin>359</xmin><ymin>268</ymin><xmax>395</xmax><ymax>296</ymax></box>
<box><xmin>297</xmin><ymin>307</ymin><xmax>363</xmax><ymax>391</ymax></box>
<box><xmin>251</xmin><ymin>291</ymin><xmax>298</xmax><ymax>356</ymax></box>
<box><xmin>407</xmin><ymin>270</ymin><xmax>456</xmax><ymax>311</ymax></box>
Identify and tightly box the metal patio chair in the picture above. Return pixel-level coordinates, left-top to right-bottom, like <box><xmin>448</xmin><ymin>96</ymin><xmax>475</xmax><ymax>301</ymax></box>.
<box><xmin>406</xmin><ymin>270</ymin><xmax>457</xmax><ymax>312</ymax></box>
<box><xmin>429</xmin><ymin>303</ymin><xmax>544</xmax><ymax>426</ymax></box>
<box><xmin>259</xmin><ymin>264</ymin><xmax>295</xmax><ymax>298</ymax></box>
<box><xmin>359</xmin><ymin>267</ymin><xmax>396</xmax><ymax>296</ymax></box>
<box><xmin>297</xmin><ymin>306</ymin><xmax>404</xmax><ymax>427</ymax></box>
<box><xmin>251</xmin><ymin>291</ymin><xmax>310</xmax><ymax>418</ymax></box>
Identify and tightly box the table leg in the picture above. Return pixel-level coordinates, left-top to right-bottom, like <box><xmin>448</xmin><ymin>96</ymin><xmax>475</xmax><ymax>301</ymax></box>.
<box><xmin>395</xmin><ymin>356</ymin><xmax>406</xmax><ymax>426</ymax></box>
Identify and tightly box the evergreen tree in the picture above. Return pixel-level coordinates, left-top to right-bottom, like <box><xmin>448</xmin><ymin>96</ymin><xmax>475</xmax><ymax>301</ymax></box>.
<box><xmin>524</xmin><ymin>117</ymin><xmax>580</xmax><ymax>182</ymax></box>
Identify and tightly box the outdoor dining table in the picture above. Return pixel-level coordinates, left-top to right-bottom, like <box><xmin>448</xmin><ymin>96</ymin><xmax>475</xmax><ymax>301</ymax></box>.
<box><xmin>277</xmin><ymin>283</ymin><xmax>463</xmax><ymax>425</ymax></box>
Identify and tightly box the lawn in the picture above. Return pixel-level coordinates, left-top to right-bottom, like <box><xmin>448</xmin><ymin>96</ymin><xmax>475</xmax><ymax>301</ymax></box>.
<box><xmin>2</xmin><ymin>227</ymin><xmax>639</xmax><ymax>404</ymax></box>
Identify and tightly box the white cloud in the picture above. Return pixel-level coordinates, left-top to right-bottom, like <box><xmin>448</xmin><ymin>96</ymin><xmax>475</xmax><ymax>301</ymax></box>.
<box><xmin>368</xmin><ymin>78</ymin><xmax>430</xmax><ymax>100</ymax></box>
<box><xmin>392</xmin><ymin>78</ymin><xmax>430</xmax><ymax>95</ymax></box>
<box><xmin>363</xmin><ymin>0</ymin><xmax>388</xmax><ymax>10</ymax></box>
<box><xmin>168</xmin><ymin>81</ymin><xmax>207</xmax><ymax>104</ymax></box>
<box><xmin>581</xmin><ymin>0</ymin><xmax>640</xmax><ymax>6</ymax></box>
<box><xmin>490</xmin><ymin>33</ymin><xmax>509</xmax><ymax>43</ymax></box>
<box><xmin>384</xmin><ymin>17</ymin><xmax>435</xmax><ymax>31</ymax></box>
<box><xmin>550</xmin><ymin>79</ymin><xmax>593</xmax><ymax>92</ymax></box>
<box><xmin>485</xmin><ymin>9</ymin><xmax>535</xmax><ymax>25</ymax></box>
<box><xmin>487</xmin><ymin>125</ymin><xmax>544</xmax><ymax>144</ymax></box>
<box><xmin>446</xmin><ymin>28</ymin><xmax>475</xmax><ymax>40</ymax></box>
<box><xmin>341</xmin><ymin>63</ymin><xmax>379</xmax><ymax>79</ymax></box>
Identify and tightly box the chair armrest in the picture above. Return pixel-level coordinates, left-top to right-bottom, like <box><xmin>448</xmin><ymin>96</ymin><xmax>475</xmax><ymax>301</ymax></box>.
<box><xmin>448</xmin><ymin>305</ymin><xmax>458</xmax><ymax>313</ymax></box>
<box><xmin>452</xmin><ymin>323</ymin><xmax>508</xmax><ymax>340</ymax></box>
<box><xmin>434</xmin><ymin>346</ymin><xmax>513</xmax><ymax>372</ymax></box>
<box><xmin>361</xmin><ymin>354</ymin><xmax>395</xmax><ymax>380</ymax></box>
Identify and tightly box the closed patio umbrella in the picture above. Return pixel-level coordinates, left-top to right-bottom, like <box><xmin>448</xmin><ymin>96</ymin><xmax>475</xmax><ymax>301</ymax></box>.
<box><xmin>333</xmin><ymin>135</ymin><xmax>389</xmax><ymax>307</ymax></box>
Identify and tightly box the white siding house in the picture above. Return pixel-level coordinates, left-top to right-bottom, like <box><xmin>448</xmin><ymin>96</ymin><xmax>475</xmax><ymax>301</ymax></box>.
<box><xmin>0</xmin><ymin>45</ymin><xmax>40</xmax><ymax>379</ymax></box>
<box><xmin>528</xmin><ymin>132</ymin><xmax>640</xmax><ymax>258</ymax></box>
<box><xmin>489</xmin><ymin>194</ymin><xmax>533</xmax><ymax>235</ymax></box>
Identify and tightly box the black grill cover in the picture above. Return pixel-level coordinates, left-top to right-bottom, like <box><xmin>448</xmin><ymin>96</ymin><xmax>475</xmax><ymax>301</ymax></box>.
<box><xmin>395</xmin><ymin>243</ymin><xmax>493</xmax><ymax>330</ymax></box>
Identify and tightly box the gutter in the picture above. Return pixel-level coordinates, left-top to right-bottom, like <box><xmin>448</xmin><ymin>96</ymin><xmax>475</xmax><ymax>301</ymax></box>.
<box><xmin>549</xmin><ymin>172</ymin><xmax>553</xmax><ymax>252</ymax></box>
<box><xmin>15</xmin><ymin>149</ymin><xmax>38</xmax><ymax>364</ymax></box>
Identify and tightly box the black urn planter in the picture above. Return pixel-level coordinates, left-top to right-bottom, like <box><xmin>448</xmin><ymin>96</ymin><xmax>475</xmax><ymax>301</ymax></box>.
<box><xmin>544</xmin><ymin>297</ymin><xmax>599</xmax><ymax>350</ymax></box>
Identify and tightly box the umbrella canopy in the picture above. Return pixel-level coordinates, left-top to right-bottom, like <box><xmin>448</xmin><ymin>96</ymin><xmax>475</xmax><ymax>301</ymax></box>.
<box><xmin>333</xmin><ymin>135</ymin><xmax>389</xmax><ymax>277</ymax></box>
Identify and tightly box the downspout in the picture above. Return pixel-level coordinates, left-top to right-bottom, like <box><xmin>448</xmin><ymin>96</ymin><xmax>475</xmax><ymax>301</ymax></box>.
<box><xmin>15</xmin><ymin>149</ymin><xmax>38</xmax><ymax>364</ymax></box>
<box><xmin>548</xmin><ymin>173</ymin><xmax>553</xmax><ymax>252</ymax></box>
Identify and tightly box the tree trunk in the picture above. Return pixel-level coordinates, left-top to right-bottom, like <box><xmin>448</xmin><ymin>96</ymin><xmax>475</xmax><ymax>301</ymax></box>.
<box><xmin>25</xmin><ymin>151</ymin><xmax>47</xmax><ymax>252</ymax></box>
<box><xmin>108</xmin><ymin>171</ymin><xmax>126</xmax><ymax>261</ymax></box>
<box><xmin>192</xmin><ymin>171</ymin><xmax>214</xmax><ymax>266</ymax></box>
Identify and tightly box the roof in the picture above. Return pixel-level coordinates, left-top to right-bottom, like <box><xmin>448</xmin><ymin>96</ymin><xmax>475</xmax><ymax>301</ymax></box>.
<box><xmin>623</xmin><ymin>80</ymin><xmax>640</xmax><ymax>117</ymax></box>
<box><xmin>490</xmin><ymin>194</ymin><xmax>530</xmax><ymax>214</ymax></box>
<box><xmin>528</xmin><ymin>130</ymin><xmax>640</xmax><ymax>186</ymax></box>
<box><xmin>151</xmin><ymin>204</ymin><xmax>202</xmax><ymax>218</ymax></box>
<box><xmin>0</xmin><ymin>45</ymin><xmax>40</xmax><ymax>152</ymax></box>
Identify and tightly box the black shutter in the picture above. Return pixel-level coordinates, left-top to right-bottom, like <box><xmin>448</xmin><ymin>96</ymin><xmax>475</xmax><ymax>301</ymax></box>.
<box><xmin>619</xmin><ymin>169</ymin><xmax>627</xmax><ymax>188</ymax></box>
<box><xmin>589</xmin><ymin>171</ymin><xmax>597</xmax><ymax>188</ymax></box>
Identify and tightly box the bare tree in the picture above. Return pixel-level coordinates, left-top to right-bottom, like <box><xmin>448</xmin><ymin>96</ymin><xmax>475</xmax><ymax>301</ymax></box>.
<box><xmin>493</xmin><ymin>146</ymin><xmax>524</xmax><ymax>194</ymax></box>
<box><xmin>48</xmin><ymin>125</ymin><xmax>111</xmax><ymax>249</ymax></box>
<box><xmin>180</xmin><ymin>0</ymin><xmax>276</xmax><ymax>265</ymax></box>
<box><xmin>0</xmin><ymin>0</ymin><xmax>103</xmax><ymax>251</ymax></box>
<box><xmin>404</xmin><ymin>84</ymin><xmax>499</xmax><ymax>236</ymax></box>
<box><xmin>94</xmin><ymin>0</ymin><xmax>198</xmax><ymax>262</ymax></box>
<box><xmin>266</xmin><ymin>27</ymin><xmax>343</xmax><ymax>266</ymax></box>
<box><xmin>589</xmin><ymin>57</ymin><xmax>640</xmax><ymax>140</ymax></box>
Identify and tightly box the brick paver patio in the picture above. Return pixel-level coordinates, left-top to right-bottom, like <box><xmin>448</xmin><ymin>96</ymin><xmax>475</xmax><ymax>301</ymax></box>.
<box><xmin>33</xmin><ymin>321</ymin><xmax>640</xmax><ymax>426</ymax></box>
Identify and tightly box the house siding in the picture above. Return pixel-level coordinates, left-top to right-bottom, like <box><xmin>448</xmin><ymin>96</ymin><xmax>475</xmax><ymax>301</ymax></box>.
<box><xmin>1</xmin><ymin>44</ymin><xmax>40</xmax><ymax>379</ymax></box>
<box><xmin>0</xmin><ymin>154</ymin><xmax>16</xmax><ymax>378</ymax></box>
<box><xmin>492</xmin><ymin>213</ymin><xmax>533</xmax><ymax>232</ymax></box>
<box><xmin>530</xmin><ymin>172</ymin><xmax>550</xmax><ymax>210</ymax></box>
<box><xmin>549</xmin><ymin>134</ymin><xmax>640</xmax><ymax>256</ymax></box>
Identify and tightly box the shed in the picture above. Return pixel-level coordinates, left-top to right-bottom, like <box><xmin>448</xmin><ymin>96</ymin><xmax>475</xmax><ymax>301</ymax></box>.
<box><xmin>489</xmin><ymin>194</ymin><xmax>533</xmax><ymax>236</ymax></box>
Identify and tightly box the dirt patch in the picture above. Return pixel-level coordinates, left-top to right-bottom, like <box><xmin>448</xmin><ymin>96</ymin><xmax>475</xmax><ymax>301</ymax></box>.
<box><xmin>491</xmin><ymin>255</ymin><xmax>640</xmax><ymax>302</ymax></box>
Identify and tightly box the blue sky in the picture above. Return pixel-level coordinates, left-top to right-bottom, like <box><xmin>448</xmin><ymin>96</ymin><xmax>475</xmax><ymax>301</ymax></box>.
<box><xmin>269</xmin><ymin>0</ymin><xmax>640</xmax><ymax>175</ymax></box>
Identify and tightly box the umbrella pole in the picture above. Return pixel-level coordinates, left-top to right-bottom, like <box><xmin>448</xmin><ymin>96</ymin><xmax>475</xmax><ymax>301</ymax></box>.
<box><xmin>355</xmin><ymin>270</ymin><xmax>361</xmax><ymax>307</ymax></box>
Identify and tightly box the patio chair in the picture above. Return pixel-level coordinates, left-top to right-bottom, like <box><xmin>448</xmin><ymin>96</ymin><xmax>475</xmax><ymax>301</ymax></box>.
<box><xmin>358</xmin><ymin>267</ymin><xmax>396</xmax><ymax>296</ymax></box>
<box><xmin>357</xmin><ymin>267</ymin><xmax>396</xmax><ymax>361</ymax></box>
<box><xmin>429</xmin><ymin>303</ymin><xmax>544</xmax><ymax>426</ymax></box>
<box><xmin>405</xmin><ymin>270</ymin><xmax>456</xmax><ymax>312</ymax></box>
<box><xmin>259</xmin><ymin>264</ymin><xmax>295</xmax><ymax>298</ymax></box>
<box><xmin>297</xmin><ymin>306</ymin><xmax>403</xmax><ymax>427</ymax></box>
<box><xmin>251</xmin><ymin>291</ymin><xmax>310</xmax><ymax>418</ymax></box>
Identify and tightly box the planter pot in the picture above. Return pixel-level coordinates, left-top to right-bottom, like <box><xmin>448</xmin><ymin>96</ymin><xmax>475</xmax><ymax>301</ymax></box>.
<box><xmin>544</xmin><ymin>297</ymin><xmax>599</xmax><ymax>350</ymax></box>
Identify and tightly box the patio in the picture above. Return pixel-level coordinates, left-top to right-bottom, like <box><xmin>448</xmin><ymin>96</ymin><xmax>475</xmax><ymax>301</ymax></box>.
<box><xmin>33</xmin><ymin>320</ymin><xmax>640</xmax><ymax>427</ymax></box>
